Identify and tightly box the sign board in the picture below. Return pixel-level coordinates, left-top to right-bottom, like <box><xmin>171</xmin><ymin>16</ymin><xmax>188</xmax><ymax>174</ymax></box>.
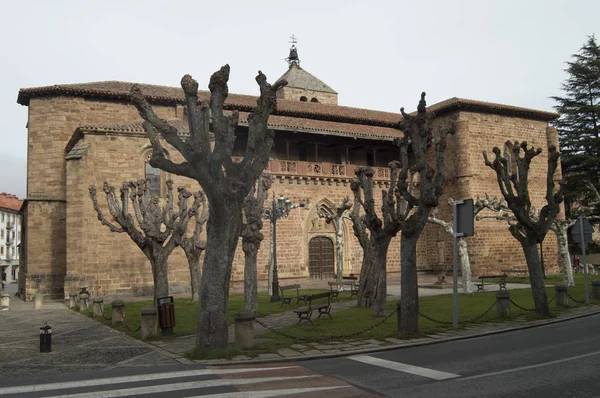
<box><xmin>570</xmin><ymin>216</ymin><xmax>594</xmax><ymax>243</ymax></box>
<box><xmin>455</xmin><ymin>199</ymin><xmax>474</xmax><ymax>237</ymax></box>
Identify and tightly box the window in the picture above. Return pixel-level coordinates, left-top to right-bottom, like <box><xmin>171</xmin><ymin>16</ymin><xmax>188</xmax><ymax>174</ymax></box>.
<box><xmin>1</xmin><ymin>213</ymin><xmax>3</xmax><ymax>222</ymax></box>
<box><xmin>300</xmin><ymin>96</ymin><xmax>308</xmax><ymax>102</ymax></box>
<box><xmin>1</xmin><ymin>246</ymin><xmax>3</xmax><ymax>256</ymax></box>
<box><xmin>299</xmin><ymin>147</ymin><xmax>308</xmax><ymax>162</ymax></box>
<box><xmin>144</xmin><ymin>151</ymin><xmax>161</xmax><ymax>197</ymax></box>
<box><xmin>1</xmin><ymin>229</ymin><xmax>3</xmax><ymax>239</ymax></box>
<box><xmin>310</xmin><ymin>98</ymin><xmax>319</xmax><ymax>103</ymax></box>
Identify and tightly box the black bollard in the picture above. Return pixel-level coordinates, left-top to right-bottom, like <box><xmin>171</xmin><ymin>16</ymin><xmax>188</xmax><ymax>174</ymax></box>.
<box><xmin>40</xmin><ymin>322</ymin><xmax>52</xmax><ymax>353</ymax></box>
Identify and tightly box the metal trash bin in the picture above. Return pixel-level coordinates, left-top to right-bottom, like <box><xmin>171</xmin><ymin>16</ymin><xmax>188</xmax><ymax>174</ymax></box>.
<box><xmin>40</xmin><ymin>322</ymin><xmax>52</xmax><ymax>353</ymax></box>
<box><xmin>156</xmin><ymin>296</ymin><xmax>175</xmax><ymax>336</ymax></box>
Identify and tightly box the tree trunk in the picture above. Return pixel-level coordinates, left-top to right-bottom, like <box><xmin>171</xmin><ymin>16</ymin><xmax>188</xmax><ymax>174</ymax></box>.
<box><xmin>458</xmin><ymin>238</ymin><xmax>473</xmax><ymax>294</ymax></box>
<box><xmin>244</xmin><ymin>248</ymin><xmax>258</xmax><ymax>314</ymax></box>
<box><xmin>372</xmin><ymin>239</ymin><xmax>390</xmax><ymax>317</ymax></box>
<box><xmin>521</xmin><ymin>238</ymin><xmax>550</xmax><ymax>316</ymax></box>
<box><xmin>556</xmin><ymin>229</ymin><xmax>575</xmax><ymax>287</ymax></box>
<box><xmin>399</xmin><ymin>233</ymin><xmax>419</xmax><ymax>334</ymax></box>
<box><xmin>335</xmin><ymin>217</ymin><xmax>344</xmax><ymax>283</ymax></box>
<box><xmin>148</xmin><ymin>248</ymin><xmax>169</xmax><ymax>303</ymax></box>
<box><xmin>185</xmin><ymin>251</ymin><xmax>201</xmax><ymax>302</ymax></box>
<box><xmin>357</xmin><ymin>246</ymin><xmax>374</xmax><ymax>308</ymax></box>
<box><xmin>196</xmin><ymin>200</ymin><xmax>243</xmax><ymax>350</ymax></box>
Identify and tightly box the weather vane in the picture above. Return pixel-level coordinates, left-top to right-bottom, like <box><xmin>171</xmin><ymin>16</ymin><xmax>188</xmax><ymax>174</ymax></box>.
<box><xmin>286</xmin><ymin>34</ymin><xmax>300</xmax><ymax>65</ymax></box>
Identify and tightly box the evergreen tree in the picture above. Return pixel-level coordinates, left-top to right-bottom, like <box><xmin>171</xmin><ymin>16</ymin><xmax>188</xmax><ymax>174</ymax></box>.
<box><xmin>552</xmin><ymin>36</ymin><xmax>600</xmax><ymax>218</ymax></box>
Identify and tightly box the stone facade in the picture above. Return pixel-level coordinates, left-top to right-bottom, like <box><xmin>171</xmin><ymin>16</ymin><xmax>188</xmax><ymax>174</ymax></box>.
<box><xmin>17</xmin><ymin>74</ymin><xmax>561</xmax><ymax>300</ymax></box>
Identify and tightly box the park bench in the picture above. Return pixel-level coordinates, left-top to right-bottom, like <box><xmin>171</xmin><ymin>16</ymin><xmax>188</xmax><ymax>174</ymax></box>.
<box><xmin>475</xmin><ymin>274</ymin><xmax>508</xmax><ymax>292</ymax></box>
<box><xmin>292</xmin><ymin>292</ymin><xmax>332</xmax><ymax>325</ymax></box>
<box><xmin>501</xmin><ymin>269</ymin><xmax>529</xmax><ymax>279</ymax></box>
<box><xmin>328</xmin><ymin>280</ymin><xmax>358</xmax><ymax>301</ymax></box>
<box><xmin>279</xmin><ymin>284</ymin><xmax>307</xmax><ymax>307</ymax></box>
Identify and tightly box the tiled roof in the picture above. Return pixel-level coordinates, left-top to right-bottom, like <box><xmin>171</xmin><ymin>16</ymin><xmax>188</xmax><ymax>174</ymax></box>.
<box><xmin>65</xmin><ymin>143</ymin><xmax>90</xmax><ymax>160</ymax></box>
<box><xmin>0</xmin><ymin>193</ymin><xmax>23</xmax><ymax>212</ymax></box>
<box><xmin>17</xmin><ymin>81</ymin><xmax>559</xmax><ymax>123</ymax></box>
<box><xmin>73</xmin><ymin>114</ymin><xmax>401</xmax><ymax>143</ymax></box>
<box><xmin>275</xmin><ymin>63</ymin><xmax>337</xmax><ymax>94</ymax></box>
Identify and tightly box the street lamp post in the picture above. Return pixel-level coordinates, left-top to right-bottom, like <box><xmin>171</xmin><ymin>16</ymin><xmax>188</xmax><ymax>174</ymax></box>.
<box><xmin>264</xmin><ymin>193</ymin><xmax>293</xmax><ymax>303</ymax></box>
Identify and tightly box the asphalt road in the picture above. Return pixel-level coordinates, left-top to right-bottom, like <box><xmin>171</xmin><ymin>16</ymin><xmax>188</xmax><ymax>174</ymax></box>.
<box><xmin>304</xmin><ymin>313</ymin><xmax>600</xmax><ymax>397</ymax></box>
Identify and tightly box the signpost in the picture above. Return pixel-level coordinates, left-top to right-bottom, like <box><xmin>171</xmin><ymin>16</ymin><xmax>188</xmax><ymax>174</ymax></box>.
<box><xmin>453</xmin><ymin>199</ymin><xmax>474</xmax><ymax>327</ymax></box>
<box><xmin>570</xmin><ymin>215</ymin><xmax>594</xmax><ymax>304</ymax></box>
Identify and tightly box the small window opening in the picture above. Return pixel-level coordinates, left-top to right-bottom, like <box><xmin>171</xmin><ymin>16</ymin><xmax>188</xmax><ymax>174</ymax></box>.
<box><xmin>310</xmin><ymin>98</ymin><xmax>319</xmax><ymax>103</ymax></box>
<box><xmin>300</xmin><ymin>96</ymin><xmax>308</xmax><ymax>102</ymax></box>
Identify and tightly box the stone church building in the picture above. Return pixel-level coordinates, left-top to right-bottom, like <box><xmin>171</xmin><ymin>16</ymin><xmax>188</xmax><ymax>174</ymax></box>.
<box><xmin>17</xmin><ymin>45</ymin><xmax>561</xmax><ymax>300</ymax></box>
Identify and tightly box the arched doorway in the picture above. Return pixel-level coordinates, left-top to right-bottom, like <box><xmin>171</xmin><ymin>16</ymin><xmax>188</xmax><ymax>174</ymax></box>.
<box><xmin>308</xmin><ymin>236</ymin><xmax>334</xmax><ymax>279</ymax></box>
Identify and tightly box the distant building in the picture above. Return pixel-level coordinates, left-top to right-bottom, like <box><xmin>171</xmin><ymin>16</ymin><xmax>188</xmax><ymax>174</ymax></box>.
<box><xmin>0</xmin><ymin>193</ymin><xmax>23</xmax><ymax>284</ymax></box>
<box><xmin>16</xmin><ymin>44</ymin><xmax>561</xmax><ymax>300</ymax></box>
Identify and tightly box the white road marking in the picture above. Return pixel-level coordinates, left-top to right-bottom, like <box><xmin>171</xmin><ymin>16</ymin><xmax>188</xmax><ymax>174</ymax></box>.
<box><xmin>0</xmin><ymin>367</ymin><xmax>298</xmax><ymax>395</ymax></box>
<box><xmin>189</xmin><ymin>386</ymin><xmax>352</xmax><ymax>397</ymax></box>
<box><xmin>349</xmin><ymin>355</ymin><xmax>461</xmax><ymax>380</ymax></box>
<box><xmin>459</xmin><ymin>349</ymin><xmax>600</xmax><ymax>381</ymax></box>
<box><xmin>46</xmin><ymin>376</ymin><xmax>319</xmax><ymax>398</ymax></box>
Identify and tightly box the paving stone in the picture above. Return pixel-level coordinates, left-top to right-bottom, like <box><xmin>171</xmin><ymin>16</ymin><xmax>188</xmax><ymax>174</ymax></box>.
<box><xmin>362</xmin><ymin>339</ymin><xmax>384</xmax><ymax>345</ymax></box>
<box><xmin>231</xmin><ymin>355</ymin><xmax>252</xmax><ymax>361</ymax></box>
<box><xmin>257</xmin><ymin>353</ymin><xmax>282</xmax><ymax>360</ymax></box>
<box><xmin>301</xmin><ymin>349</ymin><xmax>323</xmax><ymax>356</ymax></box>
<box><xmin>277</xmin><ymin>348</ymin><xmax>302</xmax><ymax>357</ymax></box>
<box><xmin>385</xmin><ymin>337</ymin><xmax>406</xmax><ymax>344</ymax></box>
<box><xmin>291</xmin><ymin>343</ymin><xmax>307</xmax><ymax>349</ymax></box>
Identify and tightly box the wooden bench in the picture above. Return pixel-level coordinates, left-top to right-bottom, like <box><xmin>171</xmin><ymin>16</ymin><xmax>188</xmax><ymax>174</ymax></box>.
<box><xmin>279</xmin><ymin>284</ymin><xmax>307</xmax><ymax>307</ymax></box>
<box><xmin>501</xmin><ymin>269</ymin><xmax>529</xmax><ymax>279</ymax></box>
<box><xmin>328</xmin><ymin>280</ymin><xmax>358</xmax><ymax>301</ymax></box>
<box><xmin>293</xmin><ymin>292</ymin><xmax>332</xmax><ymax>325</ymax></box>
<box><xmin>475</xmin><ymin>274</ymin><xmax>508</xmax><ymax>292</ymax></box>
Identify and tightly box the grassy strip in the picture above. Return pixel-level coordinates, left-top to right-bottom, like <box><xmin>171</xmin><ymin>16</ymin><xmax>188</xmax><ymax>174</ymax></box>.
<box><xmin>76</xmin><ymin>289</ymin><xmax>352</xmax><ymax>339</ymax></box>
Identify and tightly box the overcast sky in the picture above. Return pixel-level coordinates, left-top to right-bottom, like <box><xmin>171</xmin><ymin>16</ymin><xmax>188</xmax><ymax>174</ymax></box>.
<box><xmin>1</xmin><ymin>0</ymin><xmax>598</xmax><ymax>199</ymax></box>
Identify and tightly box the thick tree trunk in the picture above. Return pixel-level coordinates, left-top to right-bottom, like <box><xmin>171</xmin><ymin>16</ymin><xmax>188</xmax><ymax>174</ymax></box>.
<box><xmin>556</xmin><ymin>229</ymin><xmax>575</xmax><ymax>287</ymax></box>
<box><xmin>521</xmin><ymin>238</ymin><xmax>550</xmax><ymax>316</ymax></box>
<box><xmin>458</xmin><ymin>238</ymin><xmax>473</xmax><ymax>294</ymax></box>
<box><xmin>244</xmin><ymin>249</ymin><xmax>258</xmax><ymax>313</ymax></box>
<box><xmin>196</xmin><ymin>200</ymin><xmax>243</xmax><ymax>350</ymax></box>
<box><xmin>148</xmin><ymin>249</ymin><xmax>169</xmax><ymax>303</ymax></box>
<box><xmin>399</xmin><ymin>234</ymin><xmax>419</xmax><ymax>334</ymax></box>
<box><xmin>185</xmin><ymin>251</ymin><xmax>201</xmax><ymax>302</ymax></box>
<box><xmin>357</xmin><ymin>247</ymin><xmax>375</xmax><ymax>308</ymax></box>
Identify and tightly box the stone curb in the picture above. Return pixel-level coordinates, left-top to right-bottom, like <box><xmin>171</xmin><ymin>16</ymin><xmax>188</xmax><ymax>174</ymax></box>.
<box><xmin>193</xmin><ymin>305</ymin><xmax>600</xmax><ymax>366</ymax></box>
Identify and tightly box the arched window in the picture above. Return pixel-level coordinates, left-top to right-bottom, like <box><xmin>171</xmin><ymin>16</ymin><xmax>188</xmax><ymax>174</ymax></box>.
<box><xmin>300</xmin><ymin>96</ymin><xmax>308</xmax><ymax>102</ymax></box>
<box><xmin>310</xmin><ymin>98</ymin><xmax>319</xmax><ymax>103</ymax></box>
<box><xmin>144</xmin><ymin>151</ymin><xmax>161</xmax><ymax>197</ymax></box>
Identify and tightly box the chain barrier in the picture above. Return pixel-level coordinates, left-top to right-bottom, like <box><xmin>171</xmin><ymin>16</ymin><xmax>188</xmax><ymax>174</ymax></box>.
<box><xmin>99</xmin><ymin>305</ymin><xmax>112</xmax><ymax>321</ymax></box>
<box><xmin>548</xmin><ymin>294</ymin><xmax>556</xmax><ymax>305</ymax></box>
<box><xmin>566</xmin><ymin>291</ymin><xmax>587</xmax><ymax>304</ymax></box>
<box><xmin>509</xmin><ymin>298</ymin><xmax>536</xmax><ymax>312</ymax></box>
<box><xmin>419</xmin><ymin>299</ymin><xmax>497</xmax><ymax>325</ymax></box>
<box><xmin>122</xmin><ymin>317</ymin><xmax>141</xmax><ymax>333</ymax></box>
<box><xmin>254</xmin><ymin>307</ymin><xmax>398</xmax><ymax>343</ymax></box>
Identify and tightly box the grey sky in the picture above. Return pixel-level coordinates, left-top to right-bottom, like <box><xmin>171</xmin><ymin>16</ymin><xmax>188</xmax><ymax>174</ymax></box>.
<box><xmin>1</xmin><ymin>0</ymin><xmax>598</xmax><ymax>199</ymax></box>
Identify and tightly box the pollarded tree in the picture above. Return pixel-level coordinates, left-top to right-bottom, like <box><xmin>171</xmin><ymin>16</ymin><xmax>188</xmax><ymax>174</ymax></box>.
<box><xmin>241</xmin><ymin>172</ymin><xmax>272</xmax><ymax>314</ymax></box>
<box><xmin>89</xmin><ymin>180</ymin><xmax>184</xmax><ymax>302</ymax></box>
<box><xmin>350</xmin><ymin>162</ymin><xmax>407</xmax><ymax>316</ymax></box>
<box><xmin>131</xmin><ymin>66</ymin><xmax>286</xmax><ymax>351</ymax></box>
<box><xmin>318</xmin><ymin>196</ymin><xmax>352</xmax><ymax>284</ymax></box>
<box><xmin>173</xmin><ymin>189</ymin><xmax>208</xmax><ymax>302</ymax></box>
<box><xmin>483</xmin><ymin>141</ymin><xmax>563</xmax><ymax>316</ymax></box>
<box><xmin>393</xmin><ymin>93</ymin><xmax>449</xmax><ymax>334</ymax></box>
<box><xmin>428</xmin><ymin>195</ymin><xmax>502</xmax><ymax>294</ymax></box>
<box><xmin>552</xmin><ymin>36</ymin><xmax>600</xmax><ymax>218</ymax></box>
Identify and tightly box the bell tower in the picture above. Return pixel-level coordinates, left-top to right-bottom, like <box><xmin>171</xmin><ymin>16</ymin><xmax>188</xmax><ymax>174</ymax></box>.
<box><xmin>275</xmin><ymin>35</ymin><xmax>338</xmax><ymax>105</ymax></box>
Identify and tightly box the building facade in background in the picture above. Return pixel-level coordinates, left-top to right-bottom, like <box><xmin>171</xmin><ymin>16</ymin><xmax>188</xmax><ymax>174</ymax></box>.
<box><xmin>0</xmin><ymin>193</ymin><xmax>23</xmax><ymax>284</ymax></box>
<box><xmin>16</xmin><ymin>46</ymin><xmax>562</xmax><ymax>300</ymax></box>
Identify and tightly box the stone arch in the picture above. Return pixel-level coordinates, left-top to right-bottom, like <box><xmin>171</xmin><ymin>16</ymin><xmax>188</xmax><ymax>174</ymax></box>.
<box><xmin>301</xmin><ymin>197</ymin><xmax>353</xmax><ymax>278</ymax></box>
<box><xmin>139</xmin><ymin>144</ymin><xmax>170</xmax><ymax>197</ymax></box>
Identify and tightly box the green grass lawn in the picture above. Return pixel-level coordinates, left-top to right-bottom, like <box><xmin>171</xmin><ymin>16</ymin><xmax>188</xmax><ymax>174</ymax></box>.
<box><xmin>77</xmin><ymin>288</ymin><xmax>353</xmax><ymax>339</ymax></box>
<box><xmin>76</xmin><ymin>273</ymin><xmax>600</xmax><ymax>359</ymax></box>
